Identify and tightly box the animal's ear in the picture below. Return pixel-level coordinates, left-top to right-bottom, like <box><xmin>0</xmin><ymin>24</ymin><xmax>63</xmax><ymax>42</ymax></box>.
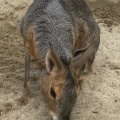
<box><xmin>70</xmin><ymin>43</ymin><xmax>96</xmax><ymax>75</ymax></box>
<box><xmin>73</xmin><ymin>44</ymin><xmax>90</xmax><ymax>58</ymax></box>
<box><xmin>45</xmin><ymin>44</ymin><xmax>64</xmax><ymax>74</ymax></box>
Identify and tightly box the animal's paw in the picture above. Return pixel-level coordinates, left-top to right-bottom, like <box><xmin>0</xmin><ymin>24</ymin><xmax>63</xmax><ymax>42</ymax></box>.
<box><xmin>18</xmin><ymin>94</ymin><xmax>30</xmax><ymax>105</ymax></box>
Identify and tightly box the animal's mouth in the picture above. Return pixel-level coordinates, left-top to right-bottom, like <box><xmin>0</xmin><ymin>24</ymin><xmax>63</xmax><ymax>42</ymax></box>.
<box><xmin>52</xmin><ymin>115</ymin><xmax>59</xmax><ymax>120</ymax></box>
<box><xmin>49</xmin><ymin>110</ymin><xmax>58</xmax><ymax>120</ymax></box>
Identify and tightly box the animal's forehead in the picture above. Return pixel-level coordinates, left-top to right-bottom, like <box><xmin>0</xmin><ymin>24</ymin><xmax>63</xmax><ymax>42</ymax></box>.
<box><xmin>50</xmin><ymin>71</ymin><xmax>65</xmax><ymax>86</ymax></box>
<box><xmin>65</xmin><ymin>67</ymin><xmax>75</xmax><ymax>81</ymax></box>
<box><xmin>50</xmin><ymin>67</ymin><xmax>75</xmax><ymax>86</ymax></box>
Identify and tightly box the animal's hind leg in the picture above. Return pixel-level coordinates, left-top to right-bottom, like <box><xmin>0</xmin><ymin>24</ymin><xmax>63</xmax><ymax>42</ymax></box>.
<box><xmin>88</xmin><ymin>53</ymin><xmax>95</xmax><ymax>72</ymax></box>
<box><xmin>82</xmin><ymin>54</ymin><xmax>95</xmax><ymax>74</ymax></box>
<box><xmin>19</xmin><ymin>44</ymin><xmax>31</xmax><ymax>105</ymax></box>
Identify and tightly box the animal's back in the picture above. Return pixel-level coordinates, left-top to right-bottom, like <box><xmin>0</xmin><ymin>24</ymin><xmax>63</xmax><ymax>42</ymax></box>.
<box><xmin>20</xmin><ymin>0</ymin><xmax>100</xmax><ymax>64</ymax></box>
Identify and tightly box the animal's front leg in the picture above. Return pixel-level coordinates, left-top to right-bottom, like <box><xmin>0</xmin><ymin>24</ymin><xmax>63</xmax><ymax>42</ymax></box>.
<box><xmin>19</xmin><ymin>46</ymin><xmax>31</xmax><ymax>105</ymax></box>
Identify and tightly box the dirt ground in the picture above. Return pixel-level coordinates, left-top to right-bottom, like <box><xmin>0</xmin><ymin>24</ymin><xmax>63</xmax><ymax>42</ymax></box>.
<box><xmin>0</xmin><ymin>0</ymin><xmax>120</xmax><ymax>120</ymax></box>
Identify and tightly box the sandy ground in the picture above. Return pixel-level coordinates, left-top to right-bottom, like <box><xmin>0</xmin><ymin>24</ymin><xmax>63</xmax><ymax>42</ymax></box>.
<box><xmin>0</xmin><ymin>0</ymin><xmax>120</xmax><ymax>120</ymax></box>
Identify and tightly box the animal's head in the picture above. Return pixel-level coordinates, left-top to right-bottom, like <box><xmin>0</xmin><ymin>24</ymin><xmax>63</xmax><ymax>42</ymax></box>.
<box><xmin>40</xmin><ymin>43</ymin><xmax>94</xmax><ymax>120</ymax></box>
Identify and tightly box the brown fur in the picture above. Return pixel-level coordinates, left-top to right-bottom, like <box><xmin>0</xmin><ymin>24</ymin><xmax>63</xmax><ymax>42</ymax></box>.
<box><xmin>72</xmin><ymin>21</ymin><xmax>90</xmax><ymax>52</ymax></box>
<box><xmin>40</xmin><ymin>66</ymin><xmax>66</xmax><ymax>116</ymax></box>
<box><xmin>26</xmin><ymin>26</ymin><xmax>42</xmax><ymax>70</ymax></box>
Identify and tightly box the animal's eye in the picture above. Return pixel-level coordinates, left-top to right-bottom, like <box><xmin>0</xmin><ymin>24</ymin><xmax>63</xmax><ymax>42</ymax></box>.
<box><xmin>79</xmin><ymin>64</ymin><xmax>85</xmax><ymax>73</ymax></box>
<box><xmin>50</xmin><ymin>87</ymin><xmax>56</xmax><ymax>99</ymax></box>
